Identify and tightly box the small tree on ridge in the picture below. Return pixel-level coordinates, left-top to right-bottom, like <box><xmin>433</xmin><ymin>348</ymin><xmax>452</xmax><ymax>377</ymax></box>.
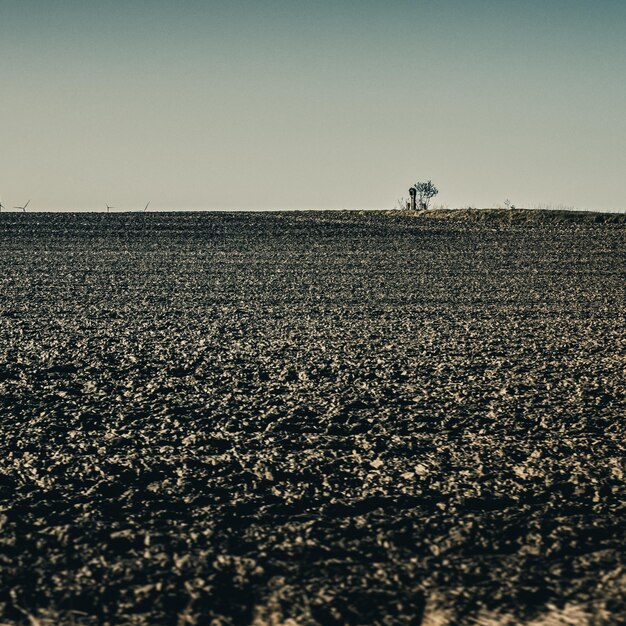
<box><xmin>413</xmin><ymin>181</ymin><xmax>438</xmax><ymax>210</ymax></box>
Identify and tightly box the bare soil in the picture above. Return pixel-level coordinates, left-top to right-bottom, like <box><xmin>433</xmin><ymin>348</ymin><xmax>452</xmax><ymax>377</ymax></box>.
<box><xmin>0</xmin><ymin>211</ymin><xmax>624</xmax><ymax>625</ymax></box>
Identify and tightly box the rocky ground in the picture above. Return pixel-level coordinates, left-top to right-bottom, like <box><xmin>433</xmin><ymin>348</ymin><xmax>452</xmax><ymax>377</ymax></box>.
<box><xmin>0</xmin><ymin>211</ymin><xmax>624</xmax><ymax>625</ymax></box>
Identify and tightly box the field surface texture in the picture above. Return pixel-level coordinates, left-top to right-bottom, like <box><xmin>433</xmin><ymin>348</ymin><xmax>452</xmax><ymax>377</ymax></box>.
<box><xmin>0</xmin><ymin>212</ymin><xmax>624</xmax><ymax>625</ymax></box>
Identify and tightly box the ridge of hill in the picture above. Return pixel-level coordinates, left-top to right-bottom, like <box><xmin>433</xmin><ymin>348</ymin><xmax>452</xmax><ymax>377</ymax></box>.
<box><xmin>405</xmin><ymin>207</ymin><xmax>625</xmax><ymax>224</ymax></box>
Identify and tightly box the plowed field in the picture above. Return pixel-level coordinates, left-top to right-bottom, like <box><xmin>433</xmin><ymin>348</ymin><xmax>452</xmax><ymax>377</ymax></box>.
<box><xmin>0</xmin><ymin>212</ymin><xmax>624</xmax><ymax>625</ymax></box>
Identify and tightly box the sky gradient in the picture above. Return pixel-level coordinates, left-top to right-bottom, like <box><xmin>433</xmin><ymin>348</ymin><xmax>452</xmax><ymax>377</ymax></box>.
<box><xmin>1</xmin><ymin>0</ymin><xmax>625</xmax><ymax>211</ymax></box>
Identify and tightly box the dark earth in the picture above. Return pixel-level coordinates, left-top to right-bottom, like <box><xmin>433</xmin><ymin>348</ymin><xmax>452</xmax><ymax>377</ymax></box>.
<box><xmin>0</xmin><ymin>211</ymin><xmax>624</xmax><ymax>625</ymax></box>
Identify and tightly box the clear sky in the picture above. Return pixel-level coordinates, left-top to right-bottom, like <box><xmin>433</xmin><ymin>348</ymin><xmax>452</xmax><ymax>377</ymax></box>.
<box><xmin>1</xmin><ymin>0</ymin><xmax>625</xmax><ymax>211</ymax></box>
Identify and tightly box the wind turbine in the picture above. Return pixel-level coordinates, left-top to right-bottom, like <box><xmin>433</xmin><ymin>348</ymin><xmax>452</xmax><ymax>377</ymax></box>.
<box><xmin>143</xmin><ymin>201</ymin><xmax>150</xmax><ymax>212</ymax></box>
<box><xmin>15</xmin><ymin>200</ymin><xmax>30</xmax><ymax>212</ymax></box>
<box><xmin>0</xmin><ymin>197</ymin><xmax>5</xmax><ymax>213</ymax></box>
<box><xmin>106</xmin><ymin>203</ymin><xmax>115</xmax><ymax>213</ymax></box>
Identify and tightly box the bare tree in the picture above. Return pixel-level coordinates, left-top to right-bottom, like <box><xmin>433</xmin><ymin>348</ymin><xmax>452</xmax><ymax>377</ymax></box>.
<box><xmin>395</xmin><ymin>197</ymin><xmax>410</xmax><ymax>210</ymax></box>
<box><xmin>504</xmin><ymin>199</ymin><xmax>516</xmax><ymax>210</ymax></box>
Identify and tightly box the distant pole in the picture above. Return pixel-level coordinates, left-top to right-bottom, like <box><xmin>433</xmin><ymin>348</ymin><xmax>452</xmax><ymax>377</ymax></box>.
<box><xmin>409</xmin><ymin>187</ymin><xmax>417</xmax><ymax>211</ymax></box>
